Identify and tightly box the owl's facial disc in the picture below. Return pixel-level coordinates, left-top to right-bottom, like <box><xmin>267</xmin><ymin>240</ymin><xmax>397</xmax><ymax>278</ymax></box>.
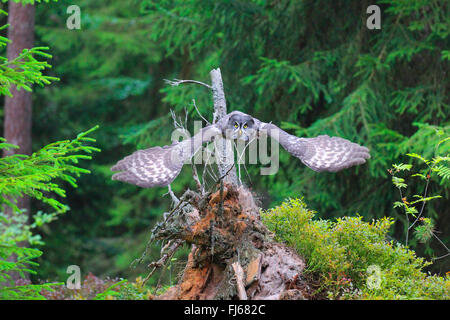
<box><xmin>226</xmin><ymin>114</ymin><xmax>256</xmax><ymax>141</ymax></box>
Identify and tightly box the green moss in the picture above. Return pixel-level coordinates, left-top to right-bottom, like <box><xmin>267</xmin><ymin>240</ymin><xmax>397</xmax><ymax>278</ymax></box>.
<box><xmin>261</xmin><ymin>198</ymin><xmax>450</xmax><ymax>300</ymax></box>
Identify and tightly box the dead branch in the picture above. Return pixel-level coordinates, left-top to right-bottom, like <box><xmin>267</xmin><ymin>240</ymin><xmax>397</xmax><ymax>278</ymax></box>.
<box><xmin>191</xmin><ymin>157</ymin><xmax>202</xmax><ymax>193</ymax></box>
<box><xmin>232</xmin><ymin>261</ymin><xmax>248</xmax><ymax>300</ymax></box>
<box><xmin>210</xmin><ymin>68</ymin><xmax>238</xmax><ymax>186</ymax></box>
<box><xmin>192</xmin><ymin>99</ymin><xmax>211</xmax><ymax>125</ymax></box>
<box><xmin>166</xmin><ymin>185</ymin><xmax>180</xmax><ymax>205</ymax></box>
<box><xmin>143</xmin><ymin>239</ymin><xmax>183</xmax><ymax>285</ymax></box>
<box><xmin>164</xmin><ymin>78</ymin><xmax>212</xmax><ymax>89</ymax></box>
<box><xmin>215</xmin><ymin>163</ymin><xmax>236</xmax><ymax>184</ymax></box>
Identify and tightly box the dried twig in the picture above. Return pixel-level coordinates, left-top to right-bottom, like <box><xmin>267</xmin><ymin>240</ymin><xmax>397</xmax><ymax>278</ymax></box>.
<box><xmin>161</xmin><ymin>198</ymin><xmax>188</xmax><ymax>224</ymax></box>
<box><xmin>192</xmin><ymin>99</ymin><xmax>210</xmax><ymax>125</ymax></box>
<box><xmin>191</xmin><ymin>157</ymin><xmax>202</xmax><ymax>193</ymax></box>
<box><xmin>231</xmin><ymin>261</ymin><xmax>248</xmax><ymax>300</ymax></box>
<box><xmin>165</xmin><ymin>184</ymin><xmax>180</xmax><ymax>205</ymax></box>
<box><xmin>219</xmin><ymin>178</ymin><xmax>224</xmax><ymax>217</ymax></box>
<box><xmin>170</xmin><ymin>107</ymin><xmax>204</xmax><ymax>194</ymax></box>
<box><xmin>164</xmin><ymin>78</ymin><xmax>212</xmax><ymax>89</ymax></box>
<box><xmin>170</xmin><ymin>109</ymin><xmax>183</xmax><ymax>130</ymax></box>
<box><xmin>408</xmin><ymin>169</ymin><xmax>432</xmax><ymax>231</ymax></box>
<box><xmin>431</xmin><ymin>232</ymin><xmax>450</xmax><ymax>260</ymax></box>
<box><xmin>201</xmin><ymin>146</ymin><xmax>217</xmax><ymax>193</ymax></box>
<box><xmin>143</xmin><ymin>239</ymin><xmax>183</xmax><ymax>286</ymax></box>
<box><xmin>234</xmin><ymin>137</ymin><xmax>256</xmax><ymax>185</ymax></box>
<box><xmin>216</xmin><ymin>163</ymin><xmax>236</xmax><ymax>184</ymax></box>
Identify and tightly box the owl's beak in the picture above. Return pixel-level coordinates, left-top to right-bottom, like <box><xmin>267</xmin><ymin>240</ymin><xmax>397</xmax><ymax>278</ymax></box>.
<box><xmin>239</xmin><ymin>129</ymin><xmax>242</xmax><ymax>136</ymax></box>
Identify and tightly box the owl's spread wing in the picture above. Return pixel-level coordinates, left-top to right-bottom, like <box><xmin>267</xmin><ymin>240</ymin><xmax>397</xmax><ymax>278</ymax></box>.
<box><xmin>111</xmin><ymin>125</ymin><xmax>221</xmax><ymax>188</ymax></box>
<box><xmin>260</xmin><ymin>123</ymin><xmax>370</xmax><ymax>172</ymax></box>
<box><xmin>290</xmin><ymin>135</ymin><xmax>370</xmax><ymax>172</ymax></box>
<box><xmin>111</xmin><ymin>144</ymin><xmax>184</xmax><ymax>188</ymax></box>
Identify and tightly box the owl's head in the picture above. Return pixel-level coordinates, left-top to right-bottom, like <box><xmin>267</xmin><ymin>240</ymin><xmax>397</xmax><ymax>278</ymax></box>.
<box><xmin>225</xmin><ymin>112</ymin><xmax>256</xmax><ymax>141</ymax></box>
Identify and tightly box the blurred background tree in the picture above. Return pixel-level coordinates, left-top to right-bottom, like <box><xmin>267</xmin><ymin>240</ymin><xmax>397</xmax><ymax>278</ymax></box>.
<box><xmin>1</xmin><ymin>0</ymin><xmax>447</xmax><ymax>284</ymax></box>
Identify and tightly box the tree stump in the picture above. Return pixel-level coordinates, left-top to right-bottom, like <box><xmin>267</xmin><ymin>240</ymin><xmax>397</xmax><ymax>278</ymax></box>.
<box><xmin>154</xmin><ymin>184</ymin><xmax>309</xmax><ymax>300</ymax></box>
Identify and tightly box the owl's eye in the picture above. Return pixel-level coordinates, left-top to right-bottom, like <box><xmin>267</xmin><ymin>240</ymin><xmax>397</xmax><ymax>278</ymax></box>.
<box><xmin>234</xmin><ymin>123</ymin><xmax>239</xmax><ymax>128</ymax></box>
<box><xmin>243</xmin><ymin>124</ymin><xmax>248</xmax><ymax>129</ymax></box>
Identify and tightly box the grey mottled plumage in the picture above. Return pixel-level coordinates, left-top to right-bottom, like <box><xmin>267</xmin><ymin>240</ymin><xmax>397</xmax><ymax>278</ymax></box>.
<box><xmin>111</xmin><ymin>111</ymin><xmax>370</xmax><ymax>187</ymax></box>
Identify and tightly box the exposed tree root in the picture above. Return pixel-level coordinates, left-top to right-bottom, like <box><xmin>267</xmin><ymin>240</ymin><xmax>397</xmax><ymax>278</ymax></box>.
<box><xmin>148</xmin><ymin>183</ymin><xmax>309</xmax><ymax>300</ymax></box>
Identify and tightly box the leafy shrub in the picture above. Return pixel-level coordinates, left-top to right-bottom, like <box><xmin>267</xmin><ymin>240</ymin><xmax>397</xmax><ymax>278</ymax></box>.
<box><xmin>261</xmin><ymin>198</ymin><xmax>450</xmax><ymax>299</ymax></box>
<box><xmin>389</xmin><ymin>133</ymin><xmax>449</xmax><ymax>256</ymax></box>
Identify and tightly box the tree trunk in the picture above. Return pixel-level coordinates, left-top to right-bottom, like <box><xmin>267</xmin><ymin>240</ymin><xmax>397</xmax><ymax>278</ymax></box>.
<box><xmin>2</xmin><ymin>2</ymin><xmax>36</xmax><ymax>283</ymax></box>
<box><xmin>3</xmin><ymin>2</ymin><xmax>35</xmax><ymax>214</ymax></box>
<box><xmin>210</xmin><ymin>68</ymin><xmax>238</xmax><ymax>186</ymax></box>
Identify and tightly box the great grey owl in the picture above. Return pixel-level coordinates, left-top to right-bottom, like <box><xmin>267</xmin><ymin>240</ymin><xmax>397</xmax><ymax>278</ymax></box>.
<box><xmin>111</xmin><ymin>111</ymin><xmax>370</xmax><ymax>188</ymax></box>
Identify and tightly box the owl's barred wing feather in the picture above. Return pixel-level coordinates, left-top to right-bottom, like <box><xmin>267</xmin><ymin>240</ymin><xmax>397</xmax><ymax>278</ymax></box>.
<box><xmin>261</xmin><ymin>123</ymin><xmax>370</xmax><ymax>172</ymax></box>
<box><xmin>292</xmin><ymin>135</ymin><xmax>370</xmax><ymax>172</ymax></box>
<box><xmin>111</xmin><ymin>144</ymin><xmax>184</xmax><ymax>188</ymax></box>
<box><xmin>111</xmin><ymin>125</ymin><xmax>221</xmax><ymax>188</ymax></box>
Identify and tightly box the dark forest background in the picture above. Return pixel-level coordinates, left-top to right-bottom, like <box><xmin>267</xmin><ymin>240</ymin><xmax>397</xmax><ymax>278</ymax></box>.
<box><xmin>1</xmin><ymin>0</ymin><xmax>448</xmax><ymax>286</ymax></box>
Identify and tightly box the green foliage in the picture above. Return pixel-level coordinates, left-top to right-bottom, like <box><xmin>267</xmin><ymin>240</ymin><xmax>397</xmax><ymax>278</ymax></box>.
<box><xmin>99</xmin><ymin>275</ymin><xmax>169</xmax><ymax>300</ymax></box>
<box><xmin>0</xmin><ymin>8</ymin><xmax>58</xmax><ymax>96</ymax></box>
<box><xmin>1</xmin><ymin>210</ymin><xmax>63</xmax><ymax>246</ymax></box>
<box><xmin>414</xmin><ymin>218</ymin><xmax>435</xmax><ymax>244</ymax></box>
<box><xmin>261</xmin><ymin>198</ymin><xmax>450</xmax><ymax>299</ymax></box>
<box><xmin>0</xmin><ymin>126</ymin><xmax>100</xmax><ymax>212</ymax></box>
<box><xmin>389</xmin><ymin>130</ymin><xmax>449</xmax><ymax>253</ymax></box>
<box><xmin>0</xmin><ymin>44</ymin><xmax>58</xmax><ymax>96</ymax></box>
<box><xmin>0</xmin><ymin>245</ymin><xmax>61</xmax><ymax>299</ymax></box>
<box><xmin>0</xmin><ymin>128</ymin><xmax>99</xmax><ymax>299</ymax></box>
